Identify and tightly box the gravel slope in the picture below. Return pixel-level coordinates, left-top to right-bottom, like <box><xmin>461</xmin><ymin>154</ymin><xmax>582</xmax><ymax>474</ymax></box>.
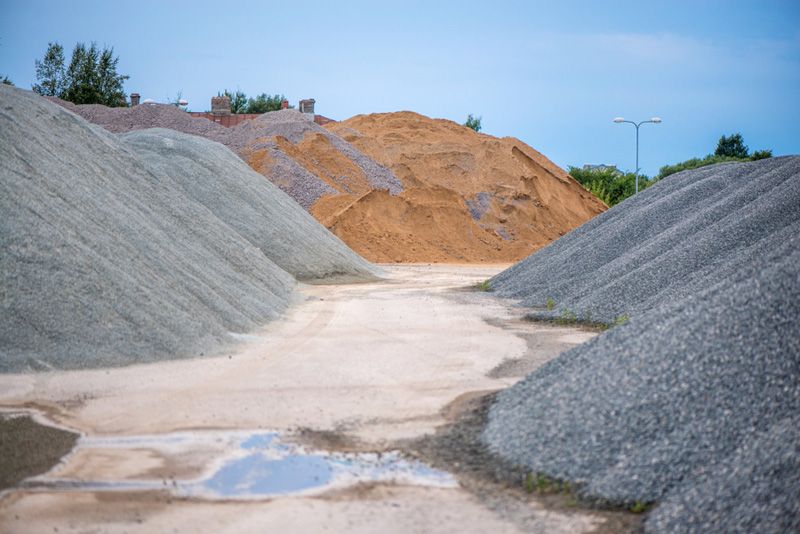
<box><xmin>53</xmin><ymin>100</ymin><xmax>402</xmax><ymax>212</ymax></box>
<box><xmin>122</xmin><ymin>128</ymin><xmax>378</xmax><ymax>281</ymax></box>
<box><xmin>0</xmin><ymin>86</ymin><xmax>374</xmax><ymax>372</ymax></box>
<box><xmin>490</xmin><ymin>156</ymin><xmax>800</xmax><ymax>323</ymax></box>
<box><xmin>483</xmin><ymin>158</ymin><xmax>800</xmax><ymax>532</ymax></box>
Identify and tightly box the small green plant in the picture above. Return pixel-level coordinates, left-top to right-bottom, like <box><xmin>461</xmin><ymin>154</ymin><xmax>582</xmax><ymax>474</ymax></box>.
<box><xmin>464</xmin><ymin>113</ymin><xmax>482</xmax><ymax>132</ymax></box>
<box><xmin>475</xmin><ymin>279</ymin><xmax>491</xmax><ymax>291</ymax></box>
<box><xmin>524</xmin><ymin>472</ymin><xmax>535</xmax><ymax>493</ymax></box>
<box><xmin>629</xmin><ymin>501</ymin><xmax>648</xmax><ymax>514</ymax></box>
<box><xmin>524</xmin><ymin>472</ymin><xmax>570</xmax><ymax>494</ymax></box>
<box><xmin>546</xmin><ymin>297</ymin><xmax>555</xmax><ymax>310</ymax></box>
<box><xmin>556</xmin><ymin>308</ymin><xmax>577</xmax><ymax>325</ymax></box>
<box><xmin>614</xmin><ymin>313</ymin><xmax>630</xmax><ymax>326</ymax></box>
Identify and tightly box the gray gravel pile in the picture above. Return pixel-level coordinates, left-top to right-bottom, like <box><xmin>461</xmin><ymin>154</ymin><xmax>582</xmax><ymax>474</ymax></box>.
<box><xmin>54</xmin><ymin>101</ymin><xmax>402</xmax><ymax>209</ymax></box>
<box><xmin>260</xmin><ymin>141</ymin><xmax>338</xmax><ymax>210</ymax></box>
<box><xmin>122</xmin><ymin>128</ymin><xmax>377</xmax><ymax>280</ymax></box>
<box><xmin>490</xmin><ymin>157</ymin><xmax>800</xmax><ymax>323</ymax></box>
<box><xmin>0</xmin><ymin>86</ymin><xmax>373</xmax><ymax>372</ymax></box>
<box><xmin>483</xmin><ymin>158</ymin><xmax>800</xmax><ymax>532</ymax></box>
<box><xmin>51</xmin><ymin>98</ymin><xmax>228</xmax><ymax>140</ymax></box>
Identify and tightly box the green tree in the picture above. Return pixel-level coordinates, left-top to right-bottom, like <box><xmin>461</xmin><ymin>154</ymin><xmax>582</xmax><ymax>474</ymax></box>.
<box><xmin>658</xmin><ymin>133</ymin><xmax>772</xmax><ymax>180</ymax></box>
<box><xmin>95</xmin><ymin>46</ymin><xmax>128</xmax><ymax>106</ymax></box>
<box><xmin>32</xmin><ymin>42</ymin><xmax>65</xmax><ymax>96</ymax></box>
<box><xmin>62</xmin><ymin>43</ymin><xmax>100</xmax><ymax>104</ymax></box>
<box><xmin>245</xmin><ymin>93</ymin><xmax>287</xmax><ymax>114</ymax></box>
<box><xmin>750</xmin><ymin>149</ymin><xmax>773</xmax><ymax>160</ymax></box>
<box><xmin>569</xmin><ymin>166</ymin><xmax>655</xmax><ymax>206</ymax></box>
<box><xmin>34</xmin><ymin>41</ymin><xmax>128</xmax><ymax>106</ymax></box>
<box><xmin>465</xmin><ymin>114</ymin><xmax>482</xmax><ymax>132</ymax></box>
<box><xmin>220</xmin><ymin>89</ymin><xmax>248</xmax><ymax>113</ymax></box>
<box><xmin>714</xmin><ymin>133</ymin><xmax>749</xmax><ymax>158</ymax></box>
<box><xmin>1</xmin><ymin>75</ymin><xmax>12</xmax><ymax>86</ymax></box>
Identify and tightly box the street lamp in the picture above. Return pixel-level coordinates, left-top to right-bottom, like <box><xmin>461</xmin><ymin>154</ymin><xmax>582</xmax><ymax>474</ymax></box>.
<box><xmin>613</xmin><ymin>117</ymin><xmax>662</xmax><ymax>193</ymax></box>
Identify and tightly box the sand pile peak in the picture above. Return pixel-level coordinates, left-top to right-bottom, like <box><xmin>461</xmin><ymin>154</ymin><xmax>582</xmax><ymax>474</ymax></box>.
<box><xmin>324</xmin><ymin>111</ymin><xmax>606</xmax><ymax>263</ymax></box>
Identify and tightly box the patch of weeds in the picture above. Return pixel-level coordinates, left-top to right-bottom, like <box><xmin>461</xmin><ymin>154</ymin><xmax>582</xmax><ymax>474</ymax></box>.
<box><xmin>474</xmin><ymin>279</ymin><xmax>492</xmax><ymax>292</ymax></box>
<box><xmin>629</xmin><ymin>501</ymin><xmax>650</xmax><ymax>514</ymax></box>
<box><xmin>614</xmin><ymin>313</ymin><xmax>630</xmax><ymax>326</ymax></box>
<box><xmin>546</xmin><ymin>297</ymin><xmax>555</xmax><ymax>310</ymax></box>
<box><xmin>555</xmin><ymin>308</ymin><xmax>577</xmax><ymax>325</ymax></box>
<box><xmin>524</xmin><ymin>472</ymin><xmax>571</xmax><ymax>495</ymax></box>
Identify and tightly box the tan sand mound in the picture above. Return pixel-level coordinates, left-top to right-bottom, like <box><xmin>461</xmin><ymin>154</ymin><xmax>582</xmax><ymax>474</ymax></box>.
<box><xmin>324</xmin><ymin>112</ymin><xmax>606</xmax><ymax>263</ymax></box>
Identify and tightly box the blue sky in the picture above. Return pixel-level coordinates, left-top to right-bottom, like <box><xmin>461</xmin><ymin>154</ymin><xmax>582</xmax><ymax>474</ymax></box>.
<box><xmin>2</xmin><ymin>0</ymin><xmax>798</xmax><ymax>176</ymax></box>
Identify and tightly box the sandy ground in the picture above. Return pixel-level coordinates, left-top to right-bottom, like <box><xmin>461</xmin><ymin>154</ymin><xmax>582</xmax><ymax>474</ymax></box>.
<box><xmin>0</xmin><ymin>265</ymin><xmax>619</xmax><ymax>533</ymax></box>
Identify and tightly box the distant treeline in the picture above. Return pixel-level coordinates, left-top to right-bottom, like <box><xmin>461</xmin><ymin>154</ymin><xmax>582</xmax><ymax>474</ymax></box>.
<box><xmin>572</xmin><ymin>133</ymin><xmax>772</xmax><ymax>206</ymax></box>
<box><xmin>218</xmin><ymin>89</ymin><xmax>291</xmax><ymax>114</ymax></box>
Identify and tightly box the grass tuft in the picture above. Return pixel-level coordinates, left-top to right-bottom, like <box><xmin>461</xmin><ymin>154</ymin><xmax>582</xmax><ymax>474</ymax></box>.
<box><xmin>474</xmin><ymin>279</ymin><xmax>492</xmax><ymax>291</ymax></box>
<box><xmin>629</xmin><ymin>501</ymin><xmax>649</xmax><ymax>514</ymax></box>
<box><xmin>614</xmin><ymin>313</ymin><xmax>630</xmax><ymax>326</ymax></box>
<box><xmin>524</xmin><ymin>472</ymin><xmax>571</xmax><ymax>494</ymax></box>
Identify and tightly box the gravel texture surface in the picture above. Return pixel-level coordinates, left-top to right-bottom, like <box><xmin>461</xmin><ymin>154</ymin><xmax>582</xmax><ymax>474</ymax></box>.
<box><xmin>52</xmin><ymin>101</ymin><xmax>402</xmax><ymax>210</ymax></box>
<box><xmin>245</xmin><ymin>138</ymin><xmax>337</xmax><ymax>210</ymax></box>
<box><xmin>483</xmin><ymin>158</ymin><xmax>800</xmax><ymax>532</ymax></box>
<box><xmin>490</xmin><ymin>156</ymin><xmax>800</xmax><ymax>323</ymax></box>
<box><xmin>0</xmin><ymin>86</ymin><xmax>374</xmax><ymax>372</ymax></box>
<box><xmin>51</xmin><ymin>98</ymin><xmax>229</xmax><ymax>140</ymax></box>
<box><xmin>122</xmin><ymin>128</ymin><xmax>377</xmax><ymax>281</ymax></box>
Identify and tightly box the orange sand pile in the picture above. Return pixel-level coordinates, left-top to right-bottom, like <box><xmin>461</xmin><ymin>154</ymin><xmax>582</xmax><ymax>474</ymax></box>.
<box><xmin>315</xmin><ymin>112</ymin><xmax>606</xmax><ymax>263</ymax></box>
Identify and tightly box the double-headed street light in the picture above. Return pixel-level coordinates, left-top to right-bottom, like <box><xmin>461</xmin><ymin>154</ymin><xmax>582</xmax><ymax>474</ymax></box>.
<box><xmin>613</xmin><ymin>117</ymin><xmax>662</xmax><ymax>194</ymax></box>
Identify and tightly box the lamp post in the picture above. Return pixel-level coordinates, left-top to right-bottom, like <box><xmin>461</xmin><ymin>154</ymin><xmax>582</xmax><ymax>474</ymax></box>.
<box><xmin>613</xmin><ymin>117</ymin><xmax>662</xmax><ymax>193</ymax></box>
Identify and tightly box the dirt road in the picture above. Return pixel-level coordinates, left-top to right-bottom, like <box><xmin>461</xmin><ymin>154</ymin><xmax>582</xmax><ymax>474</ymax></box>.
<box><xmin>0</xmin><ymin>265</ymin><xmax>625</xmax><ymax>533</ymax></box>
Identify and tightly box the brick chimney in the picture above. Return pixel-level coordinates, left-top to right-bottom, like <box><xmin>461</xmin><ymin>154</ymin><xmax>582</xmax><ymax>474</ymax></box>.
<box><xmin>130</xmin><ymin>93</ymin><xmax>140</xmax><ymax>106</ymax></box>
<box><xmin>299</xmin><ymin>99</ymin><xmax>315</xmax><ymax>115</ymax></box>
<box><xmin>211</xmin><ymin>96</ymin><xmax>232</xmax><ymax>115</ymax></box>
<box><xmin>281</xmin><ymin>99</ymin><xmax>289</xmax><ymax>110</ymax></box>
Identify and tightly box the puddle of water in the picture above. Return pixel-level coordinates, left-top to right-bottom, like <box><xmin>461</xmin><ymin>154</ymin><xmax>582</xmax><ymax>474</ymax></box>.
<box><xmin>24</xmin><ymin>430</ymin><xmax>457</xmax><ymax>500</ymax></box>
<box><xmin>205</xmin><ymin>453</ymin><xmax>333</xmax><ymax>496</ymax></box>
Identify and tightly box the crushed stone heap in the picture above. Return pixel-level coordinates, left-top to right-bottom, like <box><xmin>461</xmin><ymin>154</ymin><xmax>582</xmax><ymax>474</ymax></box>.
<box><xmin>483</xmin><ymin>157</ymin><xmax>800</xmax><ymax>533</ymax></box>
<box><xmin>122</xmin><ymin>128</ymin><xmax>377</xmax><ymax>281</ymax></box>
<box><xmin>490</xmin><ymin>156</ymin><xmax>800</xmax><ymax>323</ymax></box>
<box><xmin>1</xmin><ymin>86</ymin><xmax>377</xmax><ymax>372</ymax></box>
<box><xmin>53</xmin><ymin>100</ymin><xmax>403</xmax><ymax>212</ymax></box>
